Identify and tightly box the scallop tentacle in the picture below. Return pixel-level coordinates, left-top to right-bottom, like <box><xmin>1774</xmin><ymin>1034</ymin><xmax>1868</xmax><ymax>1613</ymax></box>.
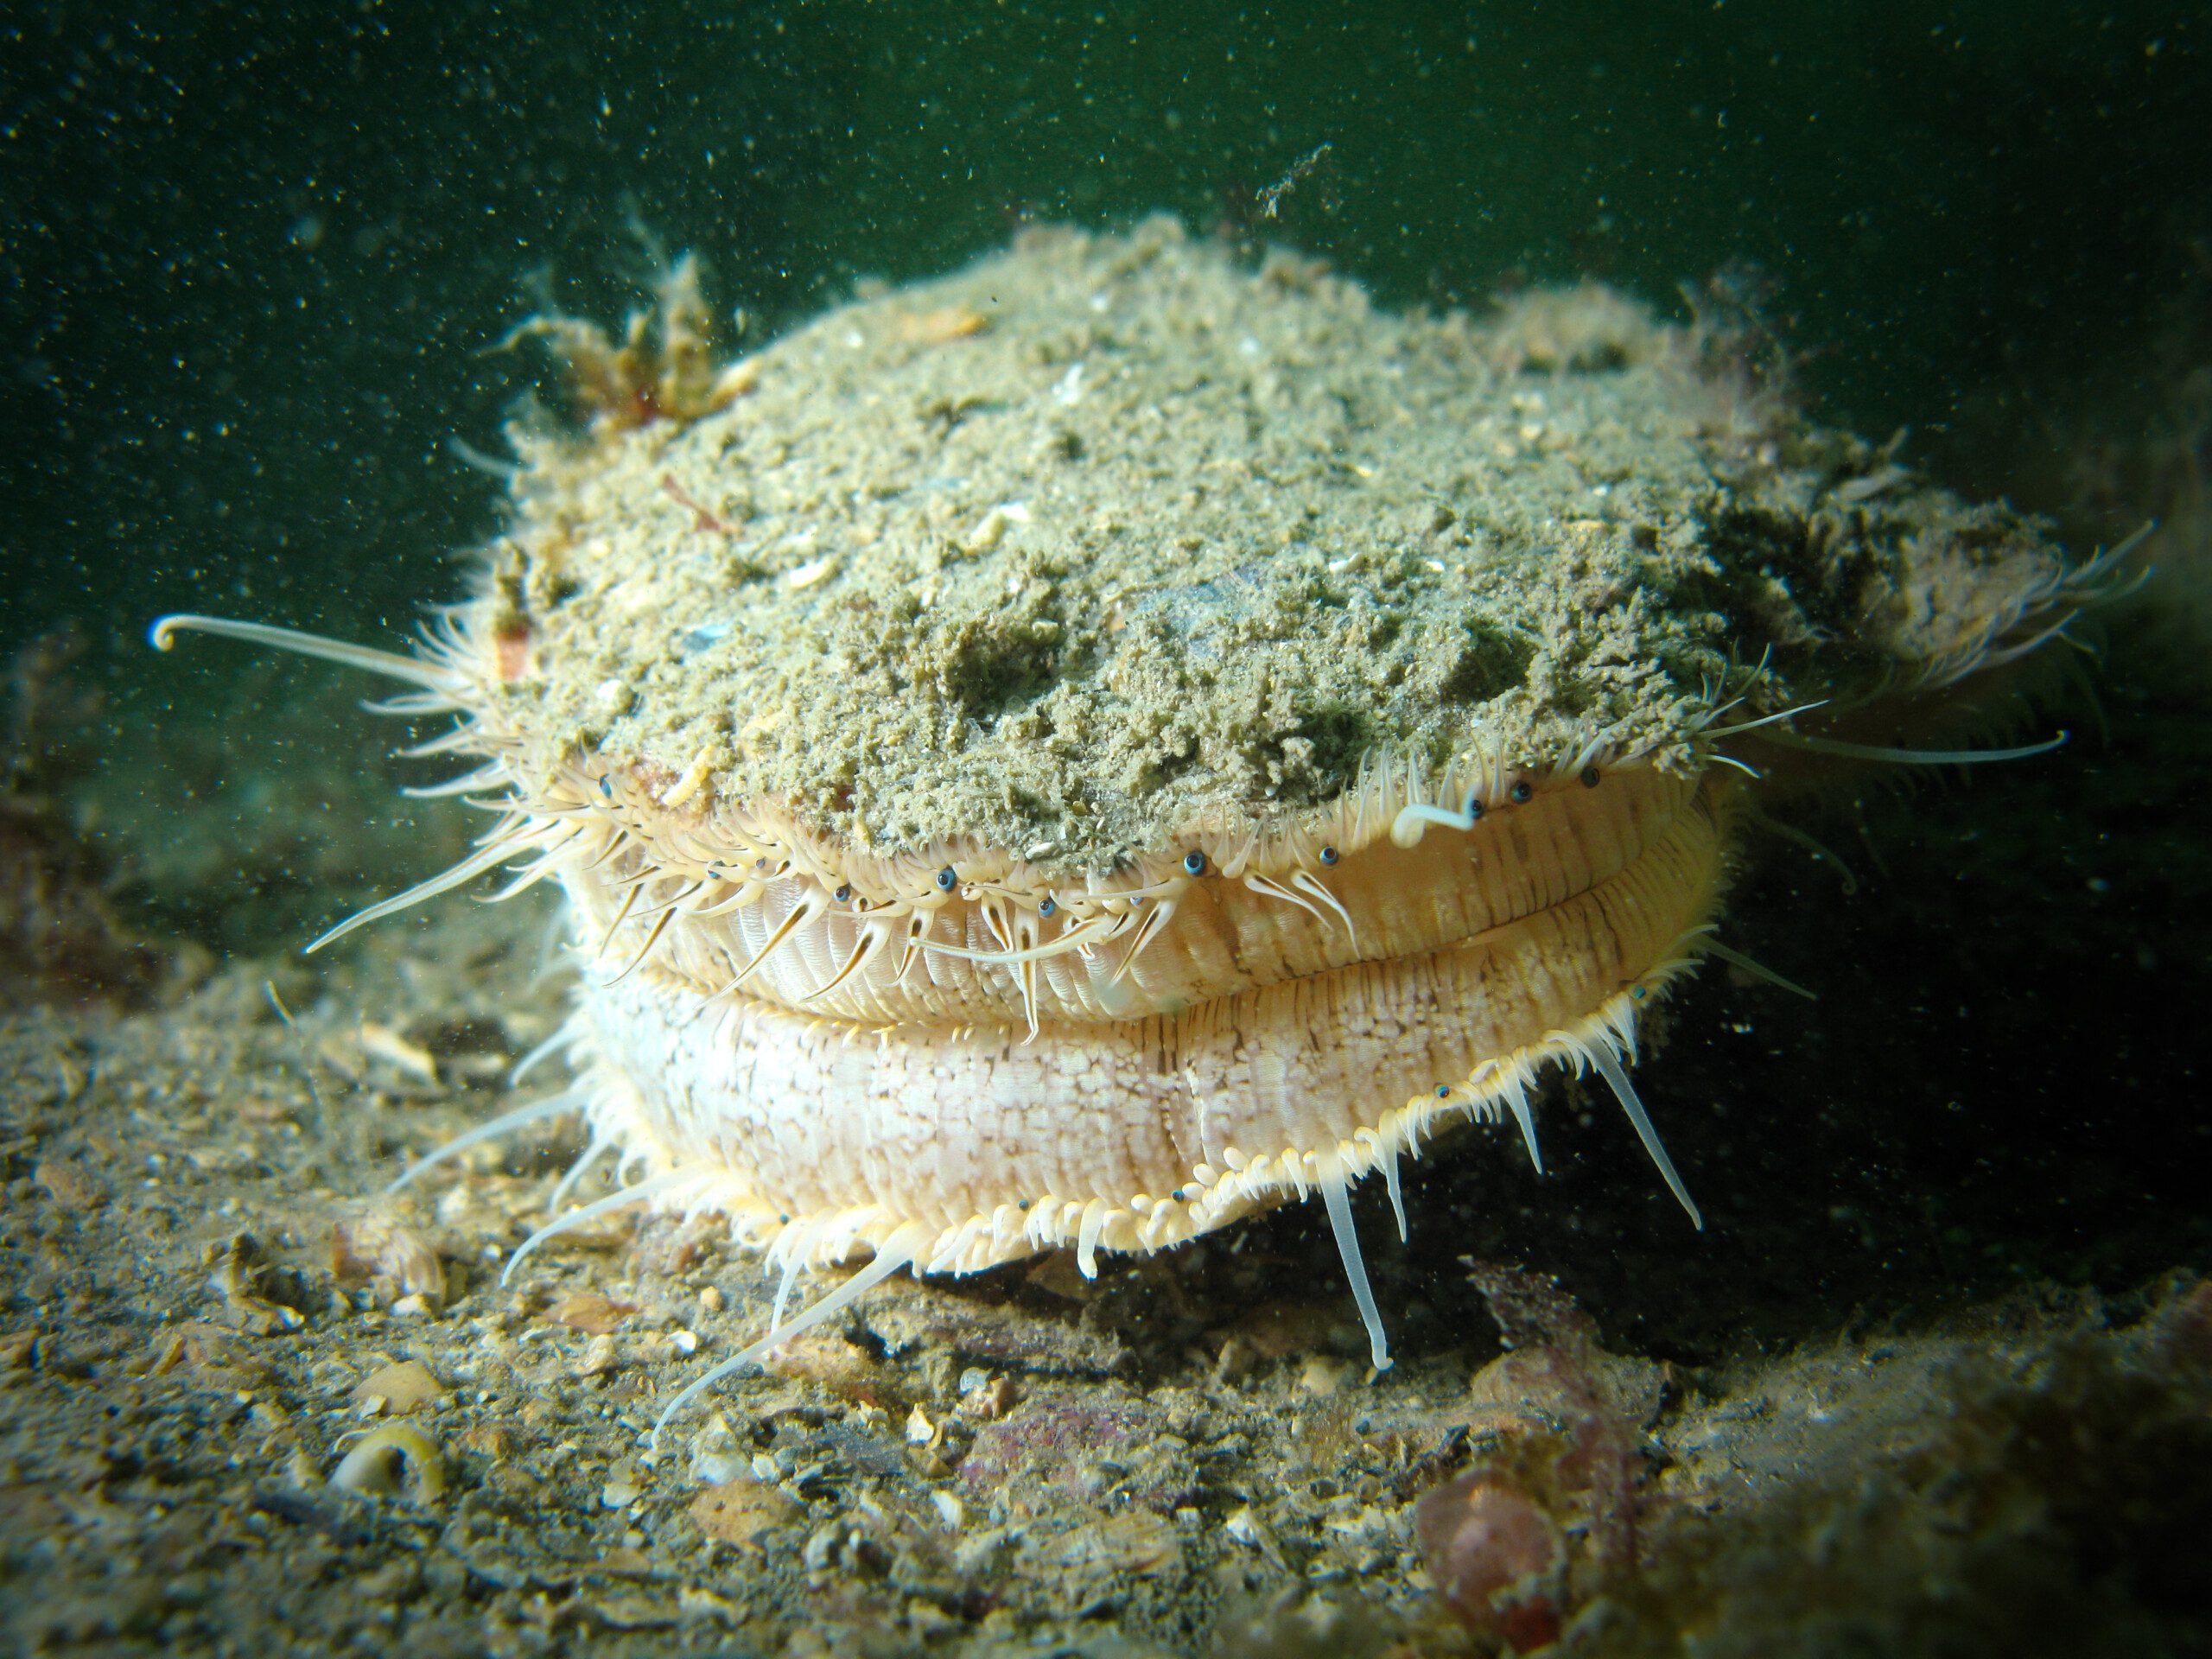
<box><xmin>647</xmin><ymin>1222</ymin><xmax>931</xmax><ymax>1452</ymax></box>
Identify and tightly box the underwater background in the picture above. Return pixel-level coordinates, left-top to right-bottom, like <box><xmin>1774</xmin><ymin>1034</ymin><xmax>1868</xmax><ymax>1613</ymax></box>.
<box><xmin>12</xmin><ymin>1</ymin><xmax>2206</xmax><ymax>660</ymax></box>
<box><xmin>4</xmin><ymin>3</ymin><xmax>2212</xmax><ymax>1655</ymax></box>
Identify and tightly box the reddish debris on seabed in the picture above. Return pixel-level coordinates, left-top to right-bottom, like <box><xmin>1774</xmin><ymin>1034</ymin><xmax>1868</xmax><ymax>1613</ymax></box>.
<box><xmin>1414</xmin><ymin>1471</ymin><xmax>1567</xmax><ymax>1649</ymax></box>
<box><xmin>1413</xmin><ymin>1262</ymin><xmax>1661</xmax><ymax>1650</ymax></box>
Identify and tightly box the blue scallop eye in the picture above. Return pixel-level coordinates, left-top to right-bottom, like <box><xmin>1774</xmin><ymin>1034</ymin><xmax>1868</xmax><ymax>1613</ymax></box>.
<box><xmin>936</xmin><ymin>868</ymin><xmax>957</xmax><ymax>892</ymax></box>
<box><xmin>1510</xmin><ymin>780</ymin><xmax>1534</xmax><ymax>804</ymax></box>
<box><xmin>833</xmin><ymin>884</ymin><xmax>852</xmax><ymax>903</ymax></box>
<box><xmin>1038</xmin><ymin>897</ymin><xmax>1057</xmax><ymax>918</ymax></box>
<box><xmin>1182</xmin><ymin>849</ymin><xmax>1208</xmax><ymax>876</ymax></box>
<box><xmin>1319</xmin><ymin>845</ymin><xmax>1340</xmax><ymax>866</ymax></box>
<box><xmin>598</xmin><ymin>776</ymin><xmax>614</xmax><ymax>799</ymax></box>
<box><xmin>1463</xmin><ymin>795</ymin><xmax>1485</xmax><ymax>820</ymax></box>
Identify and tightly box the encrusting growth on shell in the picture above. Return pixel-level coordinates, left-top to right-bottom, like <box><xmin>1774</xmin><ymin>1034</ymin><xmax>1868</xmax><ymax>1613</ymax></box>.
<box><xmin>495</xmin><ymin>251</ymin><xmax>759</xmax><ymax>437</ymax></box>
<box><xmin>151</xmin><ymin>217</ymin><xmax>2133</xmax><ymax>1436</ymax></box>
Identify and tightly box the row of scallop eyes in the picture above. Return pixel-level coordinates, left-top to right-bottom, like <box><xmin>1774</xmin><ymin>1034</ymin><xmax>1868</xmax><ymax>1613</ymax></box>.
<box><xmin>599</xmin><ymin>767</ymin><xmax>1599</xmax><ymax>914</ymax></box>
<box><xmin>918</xmin><ymin>769</ymin><xmax>1594</xmax><ymax>906</ymax></box>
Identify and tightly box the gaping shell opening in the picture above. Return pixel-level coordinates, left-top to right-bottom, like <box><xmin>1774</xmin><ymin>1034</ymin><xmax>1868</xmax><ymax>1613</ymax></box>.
<box><xmin>550</xmin><ymin>747</ymin><xmax>1732</xmax><ymax>1241</ymax></box>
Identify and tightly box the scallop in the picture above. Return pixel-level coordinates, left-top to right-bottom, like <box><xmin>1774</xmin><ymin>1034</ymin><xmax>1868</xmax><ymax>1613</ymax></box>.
<box><xmin>153</xmin><ymin>217</ymin><xmax>2131</xmax><ymax>1440</ymax></box>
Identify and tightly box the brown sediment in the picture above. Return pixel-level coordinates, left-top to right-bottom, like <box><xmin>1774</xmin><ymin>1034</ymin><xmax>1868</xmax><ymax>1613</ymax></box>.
<box><xmin>1</xmin><ymin>626</ymin><xmax>166</xmax><ymax>1007</ymax></box>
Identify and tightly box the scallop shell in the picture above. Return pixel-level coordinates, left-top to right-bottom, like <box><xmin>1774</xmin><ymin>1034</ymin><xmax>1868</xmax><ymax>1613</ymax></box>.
<box><xmin>155</xmin><ymin>217</ymin><xmax>2125</xmax><ymax>1433</ymax></box>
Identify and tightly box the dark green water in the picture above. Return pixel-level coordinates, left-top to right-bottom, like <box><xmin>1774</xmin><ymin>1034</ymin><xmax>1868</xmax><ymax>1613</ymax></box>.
<box><xmin>6</xmin><ymin>0</ymin><xmax>2202</xmax><ymax>665</ymax></box>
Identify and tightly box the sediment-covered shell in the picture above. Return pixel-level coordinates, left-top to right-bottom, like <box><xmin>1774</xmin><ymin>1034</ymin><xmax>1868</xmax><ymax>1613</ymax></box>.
<box><xmin>156</xmin><ymin>216</ymin><xmax>2113</xmax><ymax>1409</ymax></box>
<box><xmin>483</xmin><ymin>217</ymin><xmax>2074</xmax><ymax>871</ymax></box>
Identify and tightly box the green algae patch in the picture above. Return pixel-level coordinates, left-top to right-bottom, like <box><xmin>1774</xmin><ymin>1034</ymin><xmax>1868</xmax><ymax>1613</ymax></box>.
<box><xmin>487</xmin><ymin>215</ymin><xmax>2067</xmax><ymax>874</ymax></box>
